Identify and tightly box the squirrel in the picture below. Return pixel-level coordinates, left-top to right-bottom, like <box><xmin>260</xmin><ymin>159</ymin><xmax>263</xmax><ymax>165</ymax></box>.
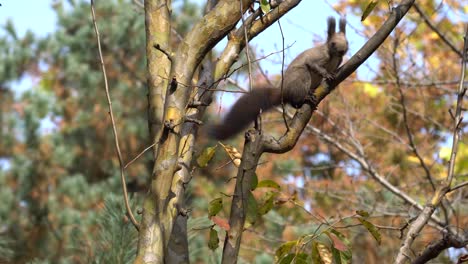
<box><xmin>211</xmin><ymin>17</ymin><xmax>348</xmax><ymax>140</ymax></box>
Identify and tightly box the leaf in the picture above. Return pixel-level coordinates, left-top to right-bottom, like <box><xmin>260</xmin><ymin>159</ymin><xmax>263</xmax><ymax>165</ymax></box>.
<box><xmin>361</xmin><ymin>0</ymin><xmax>379</xmax><ymax>21</ymax></box>
<box><xmin>362</xmin><ymin>83</ymin><xmax>379</xmax><ymax>98</ymax></box>
<box><xmin>246</xmin><ymin>191</ymin><xmax>259</xmax><ymax>224</ymax></box>
<box><xmin>208</xmin><ymin>228</ymin><xmax>219</xmax><ymax>250</ymax></box>
<box><xmin>279</xmin><ymin>253</ymin><xmax>309</xmax><ymax>264</ymax></box>
<box><xmin>196</xmin><ymin>145</ymin><xmax>217</xmax><ymax>167</ymax></box>
<box><xmin>315</xmin><ymin>233</ymin><xmax>333</xmax><ymax>248</ymax></box>
<box><xmin>257</xmin><ymin>179</ymin><xmax>281</xmax><ymax>190</ymax></box>
<box><xmin>3</xmin><ymin>20</ymin><xmax>18</xmax><ymax>40</ymax></box>
<box><xmin>328</xmin><ymin>233</ymin><xmax>348</xmax><ymax>252</ymax></box>
<box><xmin>329</xmin><ymin>229</ymin><xmax>352</xmax><ymax>261</ymax></box>
<box><xmin>311</xmin><ymin>241</ymin><xmax>324</xmax><ymax>264</ymax></box>
<box><xmin>278</xmin><ymin>254</ymin><xmax>294</xmax><ymax>264</ymax></box>
<box><xmin>357</xmin><ymin>217</ymin><xmax>382</xmax><ymax>245</ymax></box>
<box><xmin>317</xmin><ymin>243</ymin><xmax>332</xmax><ymax>263</ymax></box>
<box><xmin>331</xmin><ymin>246</ymin><xmax>342</xmax><ymax>264</ymax></box>
<box><xmin>220</xmin><ymin>142</ymin><xmax>242</xmax><ymax>167</ymax></box>
<box><xmin>260</xmin><ymin>0</ymin><xmax>270</xmax><ymax>14</ymax></box>
<box><xmin>258</xmin><ymin>191</ymin><xmax>277</xmax><ymax>215</ymax></box>
<box><xmin>249</xmin><ymin>173</ymin><xmax>258</xmax><ymax>190</ymax></box>
<box><xmin>212</xmin><ymin>216</ymin><xmax>230</xmax><ymax>231</ymax></box>
<box><xmin>439</xmin><ymin>146</ymin><xmax>451</xmax><ymax>161</ymax></box>
<box><xmin>275</xmin><ymin>240</ymin><xmax>297</xmax><ymax>260</ymax></box>
<box><xmin>208</xmin><ymin>198</ymin><xmax>223</xmax><ymax>217</ymax></box>
<box><xmin>356</xmin><ymin>210</ymin><xmax>369</xmax><ymax>217</ymax></box>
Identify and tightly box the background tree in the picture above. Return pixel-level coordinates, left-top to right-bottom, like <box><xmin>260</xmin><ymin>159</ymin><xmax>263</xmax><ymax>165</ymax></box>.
<box><xmin>0</xmin><ymin>0</ymin><xmax>466</xmax><ymax>263</ymax></box>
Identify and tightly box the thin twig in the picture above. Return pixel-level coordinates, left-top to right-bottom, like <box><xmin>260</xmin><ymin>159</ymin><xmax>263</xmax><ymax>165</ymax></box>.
<box><xmin>90</xmin><ymin>0</ymin><xmax>139</xmax><ymax>231</ymax></box>
<box><xmin>278</xmin><ymin>20</ymin><xmax>290</xmax><ymax>132</ymax></box>
<box><xmin>446</xmin><ymin>25</ymin><xmax>467</xmax><ymax>187</ymax></box>
<box><xmin>156</xmin><ymin>43</ymin><xmax>294</xmax><ymax>94</ymax></box>
<box><xmin>302</xmin><ymin>123</ymin><xmax>445</xmax><ymax>227</ymax></box>
<box><xmin>240</xmin><ymin>0</ymin><xmax>253</xmax><ymax>92</ymax></box>
<box><xmin>124</xmin><ymin>143</ymin><xmax>156</xmax><ymax>169</ymax></box>
<box><xmin>449</xmin><ymin>181</ymin><xmax>468</xmax><ymax>193</ymax></box>
<box><xmin>391</xmin><ymin>35</ymin><xmax>436</xmax><ymax>191</ymax></box>
<box><xmin>153</xmin><ymin>44</ymin><xmax>173</xmax><ymax>62</ymax></box>
<box><xmin>413</xmin><ymin>3</ymin><xmax>462</xmax><ymax>58</ymax></box>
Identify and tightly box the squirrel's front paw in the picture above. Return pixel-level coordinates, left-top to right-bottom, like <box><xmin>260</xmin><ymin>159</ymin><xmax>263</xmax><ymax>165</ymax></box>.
<box><xmin>305</xmin><ymin>93</ymin><xmax>318</xmax><ymax>106</ymax></box>
<box><xmin>323</xmin><ymin>72</ymin><xmax>336</xmax><ymax>81</ymax></box>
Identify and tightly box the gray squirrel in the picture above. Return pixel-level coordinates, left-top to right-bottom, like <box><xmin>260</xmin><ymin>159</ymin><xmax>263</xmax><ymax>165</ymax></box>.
<box><xmin>211</xmin><ymin>17</ymin><xmax>348</xmax><ymax>140</ymax></box>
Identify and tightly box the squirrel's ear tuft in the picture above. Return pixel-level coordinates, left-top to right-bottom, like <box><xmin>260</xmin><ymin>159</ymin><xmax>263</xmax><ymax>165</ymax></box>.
<box><xmin>339</xmin><ymin>17</ymin><xmax>346</xmax><ymax>34</ymax></box>
<box><xmin>327</xmin><ymin>17</ymin><xmax>336</xmax><ymax>40</ymax></box>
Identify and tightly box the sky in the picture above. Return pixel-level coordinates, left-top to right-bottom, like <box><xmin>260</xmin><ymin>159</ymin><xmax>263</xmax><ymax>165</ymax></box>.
<box><xmin>0</xmin><ymin>0</ymin><xmax>371</xmax><ymax>112</ymax></box>
<box><xmin>0</xmin><ymin>0</ymin><xmax>367</xmax><ymax>76</ymax></box>
<box><xmin>1</xmin><ymin>0</ymin><xmax>57</xmax><ymax>37</ymax></box>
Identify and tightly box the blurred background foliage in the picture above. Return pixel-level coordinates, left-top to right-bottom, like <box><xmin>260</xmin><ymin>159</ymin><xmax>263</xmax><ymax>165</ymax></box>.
<box><xmin>0</xmin><ymin>0</ymin><xmax>466</xmax><ymax>263</ymax></box>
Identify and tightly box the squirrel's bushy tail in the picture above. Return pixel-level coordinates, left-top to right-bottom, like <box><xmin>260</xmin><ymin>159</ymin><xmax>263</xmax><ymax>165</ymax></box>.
<box><xmin>210</xmin><ymin>88</ymin><xmax>281</xmax><ymax>140</ymax></box>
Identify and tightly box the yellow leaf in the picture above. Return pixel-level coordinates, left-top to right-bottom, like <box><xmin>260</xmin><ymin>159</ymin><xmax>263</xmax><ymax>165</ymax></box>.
<box><xmin>219</xmin><ymin>142</ymin><xmax>242</xmax><ymax>167</ymax></box>
<box><xmin>362</xmin><ymin>83</ymin><xmax>380</xmax><ymax>97</ymax></box>
<box><xmin>429</xmin><ymin>32</ymin><xmax>439</xmax><ymax>40</ymax></box>
<box><xmin>439</xmin><ymin>146</ymin><xmax>451</xmax><ymax>161</ymax></box>
<box><xmin>197</xmin><ymin>145</ymin><xmax>217</xmax><ymax>168</ymax></box>
<box><xmin>407</xmin><ymin>154</ymin><xmax>432</xmax><ymax>165</ymax></box>
<box><xmin>428</xmin><ymin>56</ymin><xmax>441</xmax><ymax>68</ymax></box>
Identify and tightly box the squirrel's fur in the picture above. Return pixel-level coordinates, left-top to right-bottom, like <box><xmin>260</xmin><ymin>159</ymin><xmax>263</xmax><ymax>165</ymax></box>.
<box><xmin>211</xmin><ymin>17</ymin><xmax>348</xmax><ymax>140</ymax></box>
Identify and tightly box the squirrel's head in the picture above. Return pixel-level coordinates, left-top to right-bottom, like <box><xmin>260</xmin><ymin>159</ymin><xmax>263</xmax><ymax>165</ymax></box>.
<box><xmin>327</xmin><ymin>17</ymin><xmax>348</xmax><ymax>57</ymax></box>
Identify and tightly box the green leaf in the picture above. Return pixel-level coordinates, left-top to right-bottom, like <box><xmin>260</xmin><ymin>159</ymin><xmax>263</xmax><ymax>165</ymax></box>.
<box><xmin>260</xmin><ymin>0</ymin><xmax>270</xmax><ymax>14</ymax></box>
<box><xmin>258</xmin><ymin>191</ymin><xmax>277</xmax><ymax>215</ymax></box>
<box><xmin>356</xmin><ymin>210</ymin><xmax>369</xmax><ymax>217</ymax></box>
<box><xmin>257</xmin><ymin>179</ymin><xmax>281</xmax><ymax>190</ymax></box>
<box><xmin>246</xmin><ymin>191</ymin><xmax>259</xmax><ymax>224</ymax></box>
<box><xmin>3</xmin><ymin>20</ymin><xmax>18</xmax><ymax>40</ymax></box>
<box><xmin>357</xmin><ymin>217</ymin><xmax>381</xmax><ymax>245</ymax></box>
<box><xmin>249</xmin><ymin>173</ymin><xmax>258</xmax><ymax>190</ymax></box>
<box><xmin>315</xmin><ymin>233</ymin><xmax>333</xmax><ymax>248</ymax></box>
<box><xmin>275</xmin><ymin>240</ymin><xmax>297</xmax><ymax>260</ymax></box>
<box><xmin>311</xmin><ymin>241</ymin><xmax>324</xmax><ymax>264</ymax></box>
<box><xmin>208</xmin><ymin>228</ymin><xmax>219</xmax><ymax>250</ymax></box>
<box><xmin>361</xmin><ymin>0</ymin><xmax>379</xmax><ymax>21</ymax></box>
<box><xmin>331</xmin><ymin>246</ymin><xmax>342</xmax><ymax>264</ymax></box>
<box><xmin>208</xmin><ymin>198</ymin><xmax>223</xmax><ymax>217</ymax></box>
<box><xmin>196</xmin><ymin>145</ymin><xmax>217</xmax><ymax>167</ymax></box>
<box><xmin>279</xmin><ymin>253</ymin><xmax>309</xmax><ymax>264</ymax></box>
<box><xmin>279</xmin><ymin>254</ymin><xmax>294</xmax><ymax>264</ymax></box>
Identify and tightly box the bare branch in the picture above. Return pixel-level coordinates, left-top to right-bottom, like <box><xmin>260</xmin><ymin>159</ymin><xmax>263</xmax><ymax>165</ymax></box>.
<box><xmin>450</xmin><ymin>181</ymin><xmax>468</xmax><ymax>193</ymax></box>
<box><xmin>239</xmin><ymin>0</ymin><xmax>253</xmax><ymax>92</ymax></box>
<box><xmin>278</xmin><ymin>20</ymin><xmax>290</xmax><ymax>132</ymax></box>
<box><xmin>302</xmin><ymin>122</ymin><xmax>445</xmax><ymax>227</ymax></box>
<box><xmin>90</xmin><ymin>0</ymin><xmax>139</xmax><ymax>231</ymax></box>
<box><xmin>413</xmin><ymin>3</ymin><xmax>463</xmax><ymax>58</ymax></box>
<box><xmin>214</xmin><ymin>0</ymin><xmax>302</xmax><ymax>82</ymax></box>
<box><xmin>124</xmin><ymin>143</ymin><xmax>156</xmax><ymax>169</ymax></box>
<box><xmin>395</xmin><ymin>22</ymin><xmax>468</xmax><ymax>264</ymax></box>
<box><xmin>153</xmin><ymin>44</ymin><xmax>174</xmax><ymax>63</ymax></box>
<box><xmin>391</xmin><ymin>34</ymin><xmax>436</xmax><ymax>191</ymax></box>
<box><xmin>412</xmin><ymin>231</ymin><xmax>468</xmax><ymax>264</ymax></box>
